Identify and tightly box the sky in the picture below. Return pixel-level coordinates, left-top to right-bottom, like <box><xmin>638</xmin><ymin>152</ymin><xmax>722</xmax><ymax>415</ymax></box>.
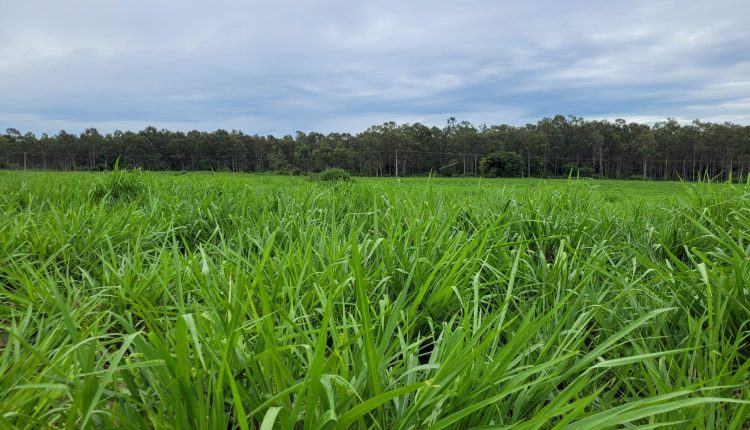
<box><xmin>1</xmin><ymin>0</ymin><xmax>749</xmax><ymax>136</ymax></box>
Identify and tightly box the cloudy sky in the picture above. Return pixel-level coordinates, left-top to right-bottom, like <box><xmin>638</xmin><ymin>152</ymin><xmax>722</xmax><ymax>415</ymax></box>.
<box><xmin>1</xmin><ymin>0</ymin><xmax>749</xmax><ymax>135</ymax></box>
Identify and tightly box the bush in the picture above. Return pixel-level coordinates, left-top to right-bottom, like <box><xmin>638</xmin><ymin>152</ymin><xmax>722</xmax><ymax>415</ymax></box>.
<box><xmin>313</xmin><ymin>168</ymin><xmax>353</xmax><ymax>182</ymax></box>
<box><xmin>479</xmin><ymin>151</ymin><xmax>523</xmax><ymax>177</ymax></box>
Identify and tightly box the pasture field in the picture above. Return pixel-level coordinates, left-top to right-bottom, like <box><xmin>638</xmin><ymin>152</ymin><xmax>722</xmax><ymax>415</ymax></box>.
<box><xmin>0</xmin><ymin>171</ymin><xmax>749</xmax><ymax>429</ymax></box>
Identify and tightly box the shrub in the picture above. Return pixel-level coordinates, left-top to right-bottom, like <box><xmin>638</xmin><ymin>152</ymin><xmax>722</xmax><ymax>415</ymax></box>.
<box><xmin>313</xmin><ymin>167</ymin><xmax>353</xmax><ymax>182</ymax></box>
<box><xmin>479</xmin><ymin>151</ymin><xmax>523</xmax><ymax>177</ymax></box>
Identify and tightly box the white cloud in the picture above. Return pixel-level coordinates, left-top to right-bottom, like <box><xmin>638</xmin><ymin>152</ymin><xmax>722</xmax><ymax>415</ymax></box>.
<box><xmin>1</xmin><ymin>0</ymin><xmax>748</xmax><ymax>134</ymax></box>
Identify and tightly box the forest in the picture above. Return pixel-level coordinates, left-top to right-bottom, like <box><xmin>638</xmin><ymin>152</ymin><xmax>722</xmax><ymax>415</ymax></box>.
<box><xmin>2</xmin><ymin>115</ymin><xmax>749</xmax><ymax>180</ymax></box>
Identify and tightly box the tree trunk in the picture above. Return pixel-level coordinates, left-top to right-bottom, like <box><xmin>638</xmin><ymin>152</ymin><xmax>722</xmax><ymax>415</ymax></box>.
<box><xmin>527</xmin><ymin>151</ymin><xmax>531</xmax><ymax>177</ymax></box>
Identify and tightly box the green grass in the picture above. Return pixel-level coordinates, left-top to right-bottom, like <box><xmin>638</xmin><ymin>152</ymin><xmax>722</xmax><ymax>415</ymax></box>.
<box><xmin>0</xmin><ymin>171</ymin><xmax>749</xmax><ymax>429</ymax></box>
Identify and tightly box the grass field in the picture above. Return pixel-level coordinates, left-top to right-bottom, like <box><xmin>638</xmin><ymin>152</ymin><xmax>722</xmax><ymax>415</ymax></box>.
<box><xmin>1</xmin><ymin>171</ymin><xmax>749</xmax><ymax>429</ymax></box>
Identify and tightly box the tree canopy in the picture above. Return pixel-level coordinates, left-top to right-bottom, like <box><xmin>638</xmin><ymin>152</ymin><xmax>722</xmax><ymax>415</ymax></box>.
<box><xmin>2</xmin><ymin>115</ymin><xmax>749</xmax><ymax>180</ymax></box>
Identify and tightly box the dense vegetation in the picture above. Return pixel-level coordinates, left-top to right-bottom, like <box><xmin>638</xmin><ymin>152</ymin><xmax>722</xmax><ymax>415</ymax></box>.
<box><xmin>1</xmin><ymin>171</ymin><xmax>748</xmax><ymax>428</ymax></box>
<box><xmin>2</xmin><ymin>115</ymin><xmax>750</xmax><ymax>180</ymax></box>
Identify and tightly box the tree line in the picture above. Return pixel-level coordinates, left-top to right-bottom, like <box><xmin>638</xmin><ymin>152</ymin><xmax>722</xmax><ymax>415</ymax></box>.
<box><xmin>2</xmin><ymin>115</ymin><xmax>749</xmax><ymax>180</ymax></box>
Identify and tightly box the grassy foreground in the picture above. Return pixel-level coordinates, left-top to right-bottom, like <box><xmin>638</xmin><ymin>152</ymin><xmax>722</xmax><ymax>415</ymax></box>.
<box><xmin>0</xmin><ymin>171</ymin><xmax>749</xmax><ymax>429</ymax></box>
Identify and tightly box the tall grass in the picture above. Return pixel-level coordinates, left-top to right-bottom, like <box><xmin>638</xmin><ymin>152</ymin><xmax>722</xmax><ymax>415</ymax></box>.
<box><xmin>0</xmin><ymin>172</ymin><xmax>748</xmax><ymax>429</ymax></box>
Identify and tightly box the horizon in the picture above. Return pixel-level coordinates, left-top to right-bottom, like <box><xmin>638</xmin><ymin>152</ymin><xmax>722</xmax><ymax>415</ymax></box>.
<box><xmin>4</xmin><ymin>114</ymin><xmax>749</xmax><ymax>139</ymax></box>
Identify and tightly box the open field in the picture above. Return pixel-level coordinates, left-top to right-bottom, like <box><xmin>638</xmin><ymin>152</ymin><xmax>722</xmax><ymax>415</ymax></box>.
<box><xmin>1</xmin><ymin>171</ymin><xmax>749</xmax><ymax>428</ymax></box>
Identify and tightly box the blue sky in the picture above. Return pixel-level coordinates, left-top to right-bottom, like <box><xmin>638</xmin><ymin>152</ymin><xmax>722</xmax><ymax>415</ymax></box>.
<box><xmin>1</xmin><ymin>0</ymin><xmax>749</xmax><ymax>135</ymax></box>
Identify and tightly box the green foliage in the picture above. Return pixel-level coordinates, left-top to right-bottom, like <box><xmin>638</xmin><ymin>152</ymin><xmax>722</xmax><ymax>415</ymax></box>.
<box><xmin>90</xmin><ymin>159</ymin><xmax>146</xmax><ymax>203</ymax></box>
<box><xmin>479</xmin><ymin>151</ymin><xmax>523</xmax><ymax>177</ymax></box>
<box><xmin>0</xmin><ymin>172</ymin><xmax>749</xmax><ymax>428</ymax></box>
<box><xmin>3</xmin><ymin>115</ymin><xmax>750</xmax><ymax>180</ymax></box>
<box><xmin>312</xmin><ymin>167</ymin><xmax>353</xmax><ymax>182</ymax></box>
<box><xmin>271</xmin><ymin>167</ymin><xmax>302</xmax><ymax>176</ymax></box>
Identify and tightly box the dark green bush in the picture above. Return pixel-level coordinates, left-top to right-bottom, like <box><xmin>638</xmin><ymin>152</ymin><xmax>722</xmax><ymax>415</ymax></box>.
<box><xmin>479</xmin><ymin>151</ymin><xmax>523</xmax><ymax>177</ymax></box>
<box><xmin>313</xmin><ymin>168</ymin><xmax>353</xmax><ymax>182</ymax></box>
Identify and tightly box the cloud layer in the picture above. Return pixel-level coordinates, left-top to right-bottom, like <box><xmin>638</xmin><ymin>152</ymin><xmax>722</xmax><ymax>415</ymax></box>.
<box><xmin>1</xmin><ymin>0</ymin><xmax>749</xmax><ymax>135</ymax></box>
